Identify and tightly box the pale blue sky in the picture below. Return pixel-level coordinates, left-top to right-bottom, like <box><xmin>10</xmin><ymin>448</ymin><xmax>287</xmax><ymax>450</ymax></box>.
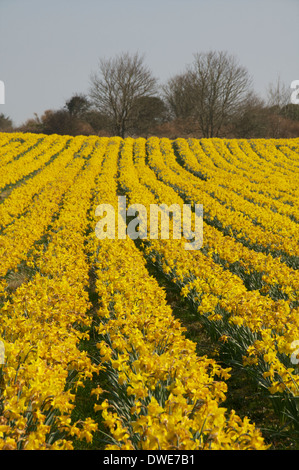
<box><xmin>0</xmin><ymin>0</ymin><xmax>298</xmax><ymax>126</ymax></box>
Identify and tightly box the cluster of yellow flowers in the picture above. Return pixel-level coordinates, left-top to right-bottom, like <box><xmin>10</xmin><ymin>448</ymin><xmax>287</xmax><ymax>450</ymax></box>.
<box><xmin>175</xmin><ymin>137</ymin><xmax>299</xmax><ymax>300</ymax></box>
<box><xmin>0</xmin><ymin>130</ymin><xmax>298</xmax><ymax>449</ymax></box>
<box><xmin>0</xmin><ymin>135</ymin><xmax>71</xmax><ymax>230</ymax></box>
<box><xmin>161</xmin><ymin>137</ymin><xmax>299</xmax><ymax>258</ymax></box>
<box><xmin>202</xmin><ymin>138</ymin><xmax>299</xmax><ymax>229</ymax></box>
<box><xmin>0</xmin><ymin>135</ymin><xmax>90</xmax><ymax>286</ymax></box>
<box><xmin>0</xmin><ymin>133</ymin><xmax>62</xmax><ymax>192</ymax></box>
<box><xmin>0</xmin><ymin>133</ymin><xmax>44</xmax><ymax>171</ymax></box>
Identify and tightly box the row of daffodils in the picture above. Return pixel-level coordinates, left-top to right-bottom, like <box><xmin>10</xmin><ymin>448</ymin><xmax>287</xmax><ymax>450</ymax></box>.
<box><xmin>0</xmin><ymin>131</ymin><xmax>298</xmax><ymax>449</ymax></box>
<box><xmin>0</xmin><ymin>135</ymin><xmax>106</xmax><ymax>448</ymax></box>
<box><xmin>86</xmin><ymin>137</ymin><xmax>267</xmax><ymax>449</ymax></box>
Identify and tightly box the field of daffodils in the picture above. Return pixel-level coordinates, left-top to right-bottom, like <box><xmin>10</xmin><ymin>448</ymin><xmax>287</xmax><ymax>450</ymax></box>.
<box><xmin>0</xmin><ymin>132</ymin><xmax>298</xmax><ymax>450</ymax></box>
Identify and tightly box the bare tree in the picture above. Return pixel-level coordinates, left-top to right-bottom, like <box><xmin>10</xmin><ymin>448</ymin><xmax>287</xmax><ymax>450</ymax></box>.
<box><xmin>266</xmin><ymin>76</ymin><xmax>291</xmax><ymax>138</ymax></box>
<box><xmin>163</xmin><ymin>51</ymin><xmax>253</xmax><ymax>137</ymax></box>
<box><xmin>191</xmin><ymin>51</ymin><xmax>253</xmax><ymax>137</ymax></box>
<box><xmin>89</xmin><ymin>52</ymin><xmax>157</xmax><ymax>138</ymax></box>
<box><xmin>267</xmin><ymin>75</ymin><xmax>290</xmax><ymax>109</ymax></box>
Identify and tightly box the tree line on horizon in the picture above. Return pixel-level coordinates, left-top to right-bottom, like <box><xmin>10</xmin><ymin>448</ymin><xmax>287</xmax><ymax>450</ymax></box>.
<box><xmin>1</xmin><ymin>50</ymin><xmax>299</xmax><ymax>139</ymax></box>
